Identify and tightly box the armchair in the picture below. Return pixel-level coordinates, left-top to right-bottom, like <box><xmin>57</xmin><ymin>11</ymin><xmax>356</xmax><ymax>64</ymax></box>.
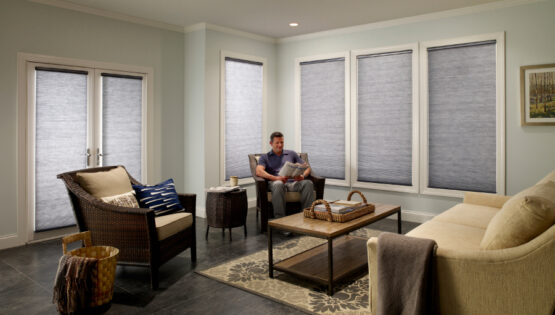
<box><xmin>57</xmin><ymin>165</ymin><xmax>196</xmax><ymax>289</ymax></box>
<box><xmin>248</xmin><ymin>153</ymin><xmax>325</xmax><ymax>233</ymax></box>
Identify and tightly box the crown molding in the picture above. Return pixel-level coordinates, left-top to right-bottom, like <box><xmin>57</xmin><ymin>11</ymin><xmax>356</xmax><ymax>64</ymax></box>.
<box><xmin>278</xmin><ymin>0</ymin><xmax>545</xmax><ymax>43</ymax></box>
<box><xmin>185</xmin><ymin>23</ymin><xmax>277</xmax><ymax>44</ymax></box>
<box><xmin>29</xmin><ymin>0</ymin><xmax>184</xmax><ymax>33</ymax></box>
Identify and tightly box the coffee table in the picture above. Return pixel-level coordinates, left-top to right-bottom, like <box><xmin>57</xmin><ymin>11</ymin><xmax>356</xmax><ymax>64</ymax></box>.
<box><xmin>268</xmin><ymin>204</ymin><xmax>401</xmax><ymax>295</ymax></box>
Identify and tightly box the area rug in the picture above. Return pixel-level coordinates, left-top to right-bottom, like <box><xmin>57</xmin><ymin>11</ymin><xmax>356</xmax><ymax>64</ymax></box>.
<box><xmin>197</xmin><ymin>228</ymin><xmax>382</xmax><ymax>314</ymax></box>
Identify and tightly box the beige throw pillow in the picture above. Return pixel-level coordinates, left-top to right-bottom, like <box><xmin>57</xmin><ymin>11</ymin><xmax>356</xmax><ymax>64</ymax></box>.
<box><xmin>101</xmin><ymin>191</ymin><xmax>139</xmax><ymax>208</ymax></box>
<box><xmin>480</xmin><ymin>182</ymin><xmax>555</xmax><ymax>250</ymax></box>
<box><xmin>76</xmin><ymin>166</ymin><xmax>133</xmax><ymax>198</ymax></box>
<box><xmin>535</xmin><ymin>169</ymin><xmax>555</xmax><ymax>186</ymax></box>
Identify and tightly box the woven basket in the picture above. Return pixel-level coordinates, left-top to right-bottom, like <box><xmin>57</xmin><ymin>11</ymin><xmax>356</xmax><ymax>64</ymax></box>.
<box><xmin>62</xmin><ymin>231</ymin><xmax>119</xmax><ymax>307</ymax></box>
<box><xmin>303</xmin><ymin>190</ymin><xmax>375</xmax><ymax>223</ymax></box>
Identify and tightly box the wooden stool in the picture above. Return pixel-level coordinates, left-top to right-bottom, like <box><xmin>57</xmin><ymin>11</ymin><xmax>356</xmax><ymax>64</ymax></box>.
<box><xmin>205</xmin><ymin>189</ymin><xmax>248</xmax><ymax>241</ymax></box>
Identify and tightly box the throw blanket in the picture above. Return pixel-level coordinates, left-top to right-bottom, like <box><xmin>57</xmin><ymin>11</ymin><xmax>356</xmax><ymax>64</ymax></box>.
<box><xmin>53</xmin><ymin>254</ymin><xmax>98</xmax><ymax>314</ymax></box>
<box><xmin>377</xmin><ymin>232</ymin><xmax>437</xmax><ymax>315</ymax></box>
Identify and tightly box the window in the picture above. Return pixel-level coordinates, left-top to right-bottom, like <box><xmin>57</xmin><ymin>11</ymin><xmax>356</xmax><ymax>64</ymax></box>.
<box><xmin>296</xmin><ymin>53</ymin><xmax>350</xmax><ymax>185</ymax></box>
<box><xmin>421</xmin><ymin>34</ymin><xmax>505</xmax><ymax>197</ymax></box>
<box><xmin>24</xmin><ymin>56</ymin><xmax>150</xmax><ymax>233</ymax></box>
<box><xmin>221</xmin><ymin>52</ymin><xmax>266</xmax><ymax>184</ymax></box>
<box><xmin>352</xmin><ymin>45</ymin><xmax>419</xmax><ymax>193</ymax></box>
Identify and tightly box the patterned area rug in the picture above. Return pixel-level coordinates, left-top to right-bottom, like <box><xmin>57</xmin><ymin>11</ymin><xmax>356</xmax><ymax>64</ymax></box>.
<box><xmin>197</xmin><ymin>228</ymin><xmax>382</xmax><ymax>314</ymax></box>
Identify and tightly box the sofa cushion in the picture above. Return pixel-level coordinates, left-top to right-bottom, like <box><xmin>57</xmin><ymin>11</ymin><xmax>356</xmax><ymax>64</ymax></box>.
<box><xmin>480</xmin><ymin>182</ymin><xmax>555</xmax><ymax>250</ymax></box>
<box><xmin>267</xmin><ymin>190</ymin><xmax>316</xmax><ymax>203</ymax></box>
<box><xmin>100</xmin><ymin>191</ymin><xmax>139</xmax><ymax>208</ymax></box>
<box><xmin>433</xmin><ymin>203</ymin><xmax>500</xmax><ymax>229</ymax></box>
<box><xmin>535</xmin><ymin>169</ymin><xmax>555</xmax><ymax>186</ymax></box>
<box><xmin>76</xmin><ymin>166</ymin><xmax>133</xmax><ymax>198</ymax></box>
<box><xmin>155</xmin><ymin>212</ymin><xmax>193</xmax><ymax>241</ymax></box>
<box><xmin>407</xmin><ymin>220</ymin><xmax>485</xmax><ymax>251</ymax></box>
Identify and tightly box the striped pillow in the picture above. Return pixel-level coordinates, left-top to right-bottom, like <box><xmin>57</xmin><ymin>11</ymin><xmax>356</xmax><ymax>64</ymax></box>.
<box><xmin>132</xmin><ymin>179</ymin><xmax>183</xmax><ymax>216</ymax></box>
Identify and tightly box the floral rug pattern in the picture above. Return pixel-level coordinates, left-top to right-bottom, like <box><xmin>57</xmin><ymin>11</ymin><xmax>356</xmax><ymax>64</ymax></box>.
<box><xmin>197</xmin><ymin>228</ymin><xmax>381</xmax><ymax>314</ymax></box>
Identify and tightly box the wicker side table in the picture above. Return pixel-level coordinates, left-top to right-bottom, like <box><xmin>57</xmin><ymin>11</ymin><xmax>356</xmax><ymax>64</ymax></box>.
<box><xmin>205</xmin><ymin>189</ymin><xmax>248</xmax><ymax>241</ymax></box>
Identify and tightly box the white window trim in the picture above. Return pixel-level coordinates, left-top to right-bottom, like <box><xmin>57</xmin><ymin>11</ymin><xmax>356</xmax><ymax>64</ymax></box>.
<box><xmin>350</xmin><ymin>43</ymin><xmax>420</xmax><ymax>194</ymax></box>
<box><xmin>17</xmin><ymin>52</ymin><xmax>153</xmax><ymax>243</ymax></box>
<box><xmin>295</xmin><ymin>52</ymin><xmax>351</xmax><ymax>187</ymax></box>
<box><xmin>219</xmin><ymin>51</ymin><xmax>267</xmax><ymax>186</ymax></box>
<box><xmin>419</xmin><ymin>32</ymin><xmax>505</xmax><ymax>198</ymax></box>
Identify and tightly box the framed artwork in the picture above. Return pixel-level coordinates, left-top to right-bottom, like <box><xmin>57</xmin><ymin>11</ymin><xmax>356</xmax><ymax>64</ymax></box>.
<box><xmin>520</xmin><ymin>63</ymin><xmax>555</xmax><ymax>126</ymax></box>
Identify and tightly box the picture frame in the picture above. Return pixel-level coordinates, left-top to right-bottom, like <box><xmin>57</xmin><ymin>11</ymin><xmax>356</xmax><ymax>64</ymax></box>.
<box><xmin>520</xmin><ymin>63</ymin><xmax>555</xmax><ymax>126</ymax></box>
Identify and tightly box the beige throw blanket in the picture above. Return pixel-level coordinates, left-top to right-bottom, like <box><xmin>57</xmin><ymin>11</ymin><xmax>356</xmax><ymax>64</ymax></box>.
<box><xmin>377</xmin><ymin>232</ymin><xmax>437</xmax><ymax>315</ymax></box>
<box><xmin>53</xmin><ymin>254</ymin><xmax>98</xmax><ymax>314</ymax></box>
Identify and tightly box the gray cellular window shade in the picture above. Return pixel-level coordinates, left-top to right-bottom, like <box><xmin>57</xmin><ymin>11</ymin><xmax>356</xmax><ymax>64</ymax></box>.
<box><xmin>300</xmin><ymin>58</ymin><xmax>345</xmax><ymax>179</ymax></box>
<box><xmin>35</xmin><ymin>69</ymin><xmax>87</xmax><ymax>231</ymax></box>
<box><xmin>428</xmin><ymin>40</ymin><xmax>496</xmax><ymax>193</ymax></box>
<box><xmin>225</xmin><ymin>57</ymin><xmax>263</xmax><ymax>180</ymax></box>
<box><xmin>357</xmin><ymin>51</ymin><xmax>413</xmax><ymax>185</ymax></box>
<box><xmin>102</xmin><ymin>74</ymin><xmax>143</xmax><ymax>180</ymax></box>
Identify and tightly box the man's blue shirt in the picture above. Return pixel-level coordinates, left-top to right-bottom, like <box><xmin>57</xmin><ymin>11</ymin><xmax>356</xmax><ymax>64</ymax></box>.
<box><xmin>258</xmin><ymin>150</ymin><xmax>305</xmax><ymax>176</ymax></box>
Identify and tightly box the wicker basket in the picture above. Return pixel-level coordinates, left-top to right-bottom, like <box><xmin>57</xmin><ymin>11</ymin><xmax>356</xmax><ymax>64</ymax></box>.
<box><xmin>304</xmin><ymin>190</ymin><xmax>375</xmax><ymax>223</ymax></box>
<box><xmin>62</xmin><ymin>231</ymin><xmax>119</xmax><ymax>307</ymax></box>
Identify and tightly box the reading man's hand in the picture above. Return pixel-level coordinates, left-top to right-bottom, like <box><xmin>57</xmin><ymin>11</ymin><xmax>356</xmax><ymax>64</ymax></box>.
<box><xmin>293</xmin><ymin>175</ymin><xmax>304</xmax><ymax>182</ymax></box>
<box><xmin>274</xmin><ymin>176</ymin><xmax>288</xmax><ymax>183</ymax></box>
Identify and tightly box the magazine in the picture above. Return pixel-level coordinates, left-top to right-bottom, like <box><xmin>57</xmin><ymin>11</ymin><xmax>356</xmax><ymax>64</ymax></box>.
<box><xmin>206</xmin><ymin>186</ymin><xmax>240</xmax><ymax>193</ymax></box>
<box><xmin>278</xmin><ymin>161</ymin><xmax>308</xmax><ymax>177</ymax></box>
<box><xmin>313</xmin><ymin>202</ymin><xmax>367</xmax><ymax>214</ymax></box>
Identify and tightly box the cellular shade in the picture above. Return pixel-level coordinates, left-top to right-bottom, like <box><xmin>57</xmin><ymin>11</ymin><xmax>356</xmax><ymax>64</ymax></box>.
<box><xmin>300</xmin><ymin>58</ymin><xmax>345</xmax><ymax>179</ymax></box>
<box><xmin>357</xmin><ymin>51</ymin><xmax>413</xmax><ymax>185</ymax></box>
<box><xmin>101</xmin><ymin>74</ymin><xmax>143</xmax><ymax>181</ymax></box>
<box><xmin>35</xmin><ymin>69</ymin><xmax>87</xmax><ymax>231</ymax></box>
<box><xmin>225</xmin><ymin>57</ymin><xmax>263</xmax><ymax>180</ymax></box>
<box><xmin>427</xmin><ymin>41</ymin><xmax>497</xmax><ymax>193</ymax></box>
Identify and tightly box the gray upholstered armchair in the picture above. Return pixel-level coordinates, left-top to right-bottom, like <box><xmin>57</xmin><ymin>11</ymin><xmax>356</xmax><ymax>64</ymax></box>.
<box><xmin>248</xmin><ymin>153</ymin><xmax>325</xmax><ymax>233</ymax></box>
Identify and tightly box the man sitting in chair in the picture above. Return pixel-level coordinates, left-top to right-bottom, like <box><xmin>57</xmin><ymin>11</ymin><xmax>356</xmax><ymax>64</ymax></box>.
<box><xmin>256</xmin><ymin>131</ymin><xmax>314</xmax><ymax>218</ymax></box>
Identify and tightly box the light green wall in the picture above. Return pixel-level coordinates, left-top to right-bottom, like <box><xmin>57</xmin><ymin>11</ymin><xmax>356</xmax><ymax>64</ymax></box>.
<box><xmin>277</xmin><ymin>0</ymin><xmax>555</xmax><ymax>214</ymax></box>
<box><xmin>0</xmin><ymin>0</ymin><xmax>185</xmax><ymax>237</ymax></box>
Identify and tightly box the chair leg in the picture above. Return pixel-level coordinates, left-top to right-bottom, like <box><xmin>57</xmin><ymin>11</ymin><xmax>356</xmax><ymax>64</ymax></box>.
<box><xmin>244</xmin><ymin>224</ymin><xmax>247</xmax><ymax>237</ymax></box>
<box><xmin>191</xmin><ymin>242</ymin><xmax>197</xmax><ymax>263</ymax></box>
<box><xmin>150</xmin><ymin>266</ymin><xmax>159</xmax><ymax>290</ymax></box>
<box><xmin>229</xmin><ymin>228</ymin><xmax>232</xmax><ymax>241</ymax></box>
<box><xmin>205</xmin><ymin>225</ymin><xmax>209</xmax><ymax>240</ymax></box>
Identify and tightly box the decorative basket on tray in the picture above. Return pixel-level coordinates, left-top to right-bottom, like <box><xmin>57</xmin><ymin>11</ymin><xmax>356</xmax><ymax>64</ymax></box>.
<box><xmin>303</xmin><ymin>190</ymin><xmax>375</xmax><ymax>223</ymax></box>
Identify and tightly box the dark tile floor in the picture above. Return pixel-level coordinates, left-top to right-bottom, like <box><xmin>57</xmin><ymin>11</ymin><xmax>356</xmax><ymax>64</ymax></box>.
<box><xmin>0</xmin><ymin>209</ymin><xmax>418</xmax><ymax>315</ymax></box>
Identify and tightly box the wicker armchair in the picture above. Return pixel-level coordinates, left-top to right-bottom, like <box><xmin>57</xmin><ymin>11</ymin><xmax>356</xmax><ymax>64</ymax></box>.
<box><xmin>248</xmin><ymin>153</ymin><xmax>325</xmax><ymax>233</ymax></box>
<box><xmin>57</xmin><ymin>165</ymin><xmax>196</xmax><ymax>290</ymax></box>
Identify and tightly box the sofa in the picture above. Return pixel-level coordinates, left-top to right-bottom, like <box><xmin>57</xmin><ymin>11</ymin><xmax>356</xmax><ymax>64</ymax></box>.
<box><xmin>367</xmin><ymin>171</ymin><xmax>555</xmax><ymax>315</ymax></box>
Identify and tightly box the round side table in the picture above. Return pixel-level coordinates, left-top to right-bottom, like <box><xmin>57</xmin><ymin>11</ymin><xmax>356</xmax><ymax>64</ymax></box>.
<box><xmin>205</xmin><ymin>189</ymin><xmax>248</xmax><ymax>241</ymax></box>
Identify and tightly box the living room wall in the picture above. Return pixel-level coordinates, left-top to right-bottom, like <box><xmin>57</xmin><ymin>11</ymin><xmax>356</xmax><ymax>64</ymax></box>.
<box><xmin>276</xmin><ymin>0</ymin><xmax>555</xmax><ymax>218</ymax></box>
<box><xmin>0</xmin><ymin>0</ymin><xmax>185</xmax><ymax>247</ymax></box>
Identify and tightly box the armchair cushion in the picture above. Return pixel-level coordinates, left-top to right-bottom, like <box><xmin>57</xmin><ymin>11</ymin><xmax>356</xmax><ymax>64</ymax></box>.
<box><xmin>155</xmin><ymin>212</ymin><xmax>193</xmax><ymax>241</ymax></box>
<box><xmin>267</xmin><ymin>190</ymin><xmax>317</xmax><ymax>203</ymax></box>
<box><xmin>76</xmin><ymin>166</ymin><xmax>133</xmax><ymax>198</ymax></box>
<box><xmin>133</xmin><ymin>179</ymin><xmax>183</xmax><ymax>216</ymax></box>
<box><xmin>481</xmin><ymin>181</ymin><xmax>555</xmax><ymax>250</ymax></box>
<box><xmin>100</xmin><ymin>191</ymin><xmax>139</xmax><ymax>208</ymax></box>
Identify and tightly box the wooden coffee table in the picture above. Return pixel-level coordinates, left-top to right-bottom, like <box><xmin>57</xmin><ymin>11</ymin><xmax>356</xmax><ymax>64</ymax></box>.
<box><xmin>268</xmin><ymin>204</ymin><xmax>401</xmax><ymax>295</ymax></box>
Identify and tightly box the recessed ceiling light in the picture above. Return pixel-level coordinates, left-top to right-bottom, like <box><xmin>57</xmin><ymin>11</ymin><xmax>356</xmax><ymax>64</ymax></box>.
<box><xmin>289</xmin><ymin>22</ymin><xmax>299</xmax><ymax>27</ymax></box>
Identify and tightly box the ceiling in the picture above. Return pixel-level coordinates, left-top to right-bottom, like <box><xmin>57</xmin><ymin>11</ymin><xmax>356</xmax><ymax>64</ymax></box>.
<box><xmin>49</xmin><ymin>0</ymin><xmax>505</xmax><ymax>38</ymax></box>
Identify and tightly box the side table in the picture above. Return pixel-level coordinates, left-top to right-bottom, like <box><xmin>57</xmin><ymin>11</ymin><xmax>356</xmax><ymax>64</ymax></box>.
<box><xmin>205</xmin><ymin>189</ymin><xmax>248</xmax><ymax>241</ymax></box>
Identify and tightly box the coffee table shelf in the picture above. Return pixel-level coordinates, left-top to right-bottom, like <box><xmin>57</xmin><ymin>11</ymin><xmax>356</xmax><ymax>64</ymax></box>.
<box><xmin>273</xmin><ymin>235</ymin><xmax>367</xmax><ymax>284</ymax></box>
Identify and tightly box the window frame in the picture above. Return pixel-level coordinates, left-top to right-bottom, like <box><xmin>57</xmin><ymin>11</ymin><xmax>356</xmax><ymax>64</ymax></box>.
<box><xmin>17</xmin><ymin>52</ymin><xmax>152</xmax><ymax>242</ymax></box>
<box><xmin>295</xmin><ymin>52</ymin><xmax>351</xmax><ymax>187</ymax></box>
<box><xmin>350</xmin><ymin>43</ymin><xmax>420</xmax><ymax>193</ymax></box>
<box><xmin>419</xmin><ymin>32</ymin><xmax>505</xmax><ymax>198</ymax></box>
<box><xmin>219</xmin><ymin>51</ymin><xmax>267</xmax><ymax>186</ymax></box>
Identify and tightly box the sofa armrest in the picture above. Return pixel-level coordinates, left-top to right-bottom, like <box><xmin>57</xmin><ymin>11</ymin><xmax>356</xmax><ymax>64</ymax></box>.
<box><xmin>367</xmin><ymin>226</ymin><xmax>555</xmax><ymax>315</ymax></box>
<box><xmin>463</xmin><ymin>191</ymin><xmax>511</xmax><ymax>209</ymax></box>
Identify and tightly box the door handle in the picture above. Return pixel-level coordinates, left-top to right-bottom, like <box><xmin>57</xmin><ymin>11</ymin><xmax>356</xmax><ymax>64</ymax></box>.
<box><xmin>86</xmin><ymin>148</ymin><xmax>91</xmax><ymax>167</ymax></box>
<box><xmin>96</xmin><ymin>148</ymin><xmax>103</xmax><ymax>166</ymax></box>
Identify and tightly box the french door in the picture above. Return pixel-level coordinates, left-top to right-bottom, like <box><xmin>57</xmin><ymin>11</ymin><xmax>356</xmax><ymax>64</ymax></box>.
<box><xmin>28</xmin><ymin>62</ymin><xmax>146</xmax><ymax>233</ymax></box>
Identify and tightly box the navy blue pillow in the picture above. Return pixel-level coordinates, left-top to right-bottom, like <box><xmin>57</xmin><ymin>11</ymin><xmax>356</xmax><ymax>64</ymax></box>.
<box><xmin>132</xmin><ymin>179</ymin><xmax>183</xmax><ymax>216</ymax></box>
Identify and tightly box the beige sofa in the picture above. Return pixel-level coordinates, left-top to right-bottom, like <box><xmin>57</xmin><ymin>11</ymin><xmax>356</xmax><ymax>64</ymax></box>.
<box><xmin>367</xmin><ymin>172</ymin><xmax>555</xmax><ymax>315</ymax></box>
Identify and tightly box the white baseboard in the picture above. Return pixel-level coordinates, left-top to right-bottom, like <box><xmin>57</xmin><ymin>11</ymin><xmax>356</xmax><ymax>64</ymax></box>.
<box><xmin>0</xmin><ymin>233</ymin><xmax>25</xmax><ymax>250</ymax></box>
<box><xmin>399</xmin><ymin>209</ymin><xmax>435</xmax><ymax>223</ymax></box>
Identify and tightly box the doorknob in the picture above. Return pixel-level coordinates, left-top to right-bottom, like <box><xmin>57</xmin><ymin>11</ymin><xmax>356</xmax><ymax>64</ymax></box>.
<box><xmin>96</xmin><ymin>148</ymin><xmax>103</xmax><ymax>166</ymax></box>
